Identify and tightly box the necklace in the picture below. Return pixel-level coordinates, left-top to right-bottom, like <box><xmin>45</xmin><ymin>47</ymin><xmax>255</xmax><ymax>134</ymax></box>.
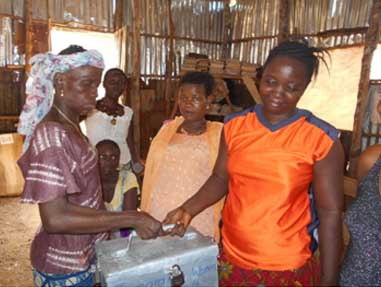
<box><xmin>180</xmin><ymin>124</ymin><xmax>206</xmax><ymax>136</ymax></box>
<box><xmin>53</xmin><ymin>104</ymin><xmax>84</xmax><ymax>137</ymax></box>
<box><xmin>97</xmin><ymin>101</ymin><xmax>120</xmax><ymax>125</ymax></box>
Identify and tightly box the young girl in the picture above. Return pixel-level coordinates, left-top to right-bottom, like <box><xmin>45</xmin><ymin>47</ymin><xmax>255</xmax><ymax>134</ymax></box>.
<box><xmin>96</xmin><ymin>139</ymin><xmax>138</xmax><ymax>238</ymax></box>
<box><xmin>96</xmin><ymin>139</ymin><xmax>138</xmax><ymax>213</ymax></box>
<box><xmin>141</xmin><ymin>71</ymin><xmax>225</xmax><ymax>242</ymax></box>
<box><xmin>84</xmin><ymin>68</ymin><xmax>144</xmax><ymax>174</ymax></box>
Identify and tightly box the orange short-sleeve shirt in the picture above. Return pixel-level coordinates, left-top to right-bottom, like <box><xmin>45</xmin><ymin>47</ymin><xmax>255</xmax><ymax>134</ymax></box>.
<box><xmin>222</xmin><ymin>105</ymin><xmax>339</xmax><ymax>271</ymax></box>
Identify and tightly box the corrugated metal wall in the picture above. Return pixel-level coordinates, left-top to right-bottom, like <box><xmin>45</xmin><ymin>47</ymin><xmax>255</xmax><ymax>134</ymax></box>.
<box><xmin>6</xmin><ymin>0</ymin><xmax>115</xmax><ymax>31</ymax></box>
<box><xmin>129</xmin><ymin>0</ymin><xmax>226</xmax><ymax>76</ymax></box>
<box><xmin>289</xmin><ymin>0</ymin><xmax>372</xmax><ymax>47</ymax></box>
<box><xmin>229</xmin><ymin>0</ymin><xmax>373</xmax><ymax>64</ymax></box>
<box><xmin>0</xmin><ymin>0</ymin><xmax>24</xmax><ymax>18</ymax></box>
<box><xmin>0</xmin><ymin>0</ymin><xmax>376</xmax><ymax>73</ymax></box>
<box><xmin>230</xmin><ymin>0</ymin><xmax>279</xmax><ymax>64</ymax></box>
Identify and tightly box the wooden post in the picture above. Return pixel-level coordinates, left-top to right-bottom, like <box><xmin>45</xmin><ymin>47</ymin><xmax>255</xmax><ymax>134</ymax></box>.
<box><xmin>47</xmin><ymin>0</ymin><xmax>51</xmax><ymax>51</ymax></box>
<box><xmin>131</xmin><ymin>0</ymin><xmax>141</xmax><ymax>156</ymax></box>
<box><xmin>278</xmin><ymin>0</ymin><xmax>289</xmax><ymax>43</ymax></box>
<box><xmin>24</xmin><ymin>0</ymin><xmax>32</xmax><ymax>72</ymax></box>
<box><xmin>114</xmin><ymin>0</ymin><xmax>123</xmax><ymax>31</ymax></box>
<box><xmin>165</xmin><ymin>0</ymin><xmax>175</xmax><ymax>117</ymax></box>
<box><xmin>242</xmin><ymin>75</ymin><xmax>262</xmax><ymax>104</ymax></box>
<box><xmin>348</xmin><ymin>0</ymin><xmax>381</xmax><ymax>177</ymax></box>
<box><xmin>221</xmin><ymin>0</ymin><xmax>231</xmax><ymax>61</ymax></box>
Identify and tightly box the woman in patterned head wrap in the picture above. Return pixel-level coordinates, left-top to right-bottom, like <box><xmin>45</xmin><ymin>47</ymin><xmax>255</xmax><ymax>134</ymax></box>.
<box><xmin>17</xmin><ymin>45</ymin><xmax>162</xmax><ymax>287</ymax></box>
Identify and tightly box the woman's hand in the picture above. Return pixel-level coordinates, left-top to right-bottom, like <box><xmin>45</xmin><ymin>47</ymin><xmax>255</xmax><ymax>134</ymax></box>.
<box><xmin>134</xmin><ymin>211</ymin><xmax>162</xmax><ymax>239</ymax></box>
<box><xmin>162</xmin><ymin>207</ymin><xmax>192</xmax><ymax>237</ymax></box>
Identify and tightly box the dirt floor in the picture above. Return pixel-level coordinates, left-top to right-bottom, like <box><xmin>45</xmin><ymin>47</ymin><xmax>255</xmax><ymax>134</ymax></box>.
<box><xmin>0</xmin><ymin>197</ymin><xmax>40</xmax><ymax>287</ymax></box>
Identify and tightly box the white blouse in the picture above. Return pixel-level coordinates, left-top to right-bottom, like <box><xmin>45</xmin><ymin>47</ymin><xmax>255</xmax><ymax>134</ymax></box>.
<box><xmin>83</xmin><ymin>106</ymin><xmax>133</xmax><ymax>165</ymax></box>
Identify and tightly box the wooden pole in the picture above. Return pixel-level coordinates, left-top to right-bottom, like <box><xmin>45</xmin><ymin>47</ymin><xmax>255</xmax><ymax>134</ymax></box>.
<box><xmin>278</xmin><ymin>0</ymin><xmax>289</xmax><ymax>43</ymax></box>
<box><xmin>221</xmin><ymin>0</ymin><xmax>231</xmax><ymax>60</ymax></box>
<box><xmin>24</xmin><ymin>0</ymin><xmax>32</xmax><ymax>73</ymax></box>
<box><xmin>242</xmin><ymin>75</ymin><xmax>262</xmax><ymax>104</ymax></box>
<box><xmin>47</xmin><ymin>0</ymin><xmax>51</xmax><ymax>51</ymax></box>
<box><xmin>348</xmin><ymin>0</ymin><xmax>381</xmax><ymax>177</ymax></box>
<box><xmin>165</xmin><ymin>0</ymin><xmax>175</xmax><ymax>117</ymax></box>
<box><xmin>114</xmin><ymin>0</ymin><xmax>123</xmax><ymax>31</ymax></box>
<box><xmin>131</xmin><ymin>0</ymin><xmax>141</xmax><ymax>156</ymax></box>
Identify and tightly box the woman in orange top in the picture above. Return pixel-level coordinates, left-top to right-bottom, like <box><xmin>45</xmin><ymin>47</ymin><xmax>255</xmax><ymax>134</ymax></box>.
<box><xmin>164</xmin><ymin>41</ymin><xmax>344</xmax><ymax>286</ymax></box>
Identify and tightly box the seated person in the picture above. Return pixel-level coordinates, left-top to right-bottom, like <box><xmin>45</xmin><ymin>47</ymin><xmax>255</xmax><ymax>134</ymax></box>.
<box><xmin>96</xmin><ymin>139</ymin><xmax>138</xmax><ymax>237</ymax></box>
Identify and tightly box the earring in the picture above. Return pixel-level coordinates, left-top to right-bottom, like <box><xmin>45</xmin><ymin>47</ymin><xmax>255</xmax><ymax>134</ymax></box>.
<box><xmin>60</xmin><ymin>89</ymin><xmax>64</xmax><ymax>97</ymax></box>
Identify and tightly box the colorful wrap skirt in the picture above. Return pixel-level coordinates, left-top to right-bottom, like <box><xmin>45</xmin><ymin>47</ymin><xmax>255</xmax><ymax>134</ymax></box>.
<box><xmin>218</xmin><ymin>249</ymin><xmax>320</xmax><ymax>286</ymax></box>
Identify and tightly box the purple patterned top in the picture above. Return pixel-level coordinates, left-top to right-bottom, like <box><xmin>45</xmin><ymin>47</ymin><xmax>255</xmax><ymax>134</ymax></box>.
<box><xmin>18</xmin><ymin>121</ymin><xmax>108</xmax><ymax>274</ymax></box>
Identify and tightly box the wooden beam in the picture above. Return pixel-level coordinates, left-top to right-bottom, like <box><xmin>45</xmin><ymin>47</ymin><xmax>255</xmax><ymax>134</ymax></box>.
<box><xmin>24</xmin><ymin>0</ymin><xmax>32</xmax><ymax>72</ymax></box>
<box><xmin>278</xmin><ymin>0</ymin><xmax>289</xmax><ymax>43</ymax></box>
<box><xmin>241</xmin><ymin>76</ymin><xmax>262</xmax><ymax>104</ymax></box>
<box><xmin>47</xmin><ymin>0</ymin><xmax>51</xmax><ymax>51</ymax></box>
<box><xmin>131</xmin><ymin>0</ymin><xmax>141</xmax><ymax>156</ymax></box>
<box><xmin>114</xmin><ymin>0</ymin><xmax>123</xmax><ymax>31</ymax></box>
<box><xmin>221</xmin><ymin>0</ymin><xmax>230</xmax><ymax>60</ymax></box>
<box><xmin>140</xmin><ymin>33</ymin><xmax>224</xmax><ymax>45</ymax></box>
<box><xmin>348</xmin><ymin>0</ymin><xmax>381</xmax><ymax>176</ymax></box>
<box><xmin>165</xmin><ymin>0</ymin><xmax>175</xmax><ymax>117</ymax></box>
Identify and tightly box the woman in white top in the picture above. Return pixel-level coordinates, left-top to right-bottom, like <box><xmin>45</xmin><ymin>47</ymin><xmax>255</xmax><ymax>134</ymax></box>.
<box><xmin>84</xmin><ymin>68</ymin><xmax>144</xmax><ymax>174</ymax></box>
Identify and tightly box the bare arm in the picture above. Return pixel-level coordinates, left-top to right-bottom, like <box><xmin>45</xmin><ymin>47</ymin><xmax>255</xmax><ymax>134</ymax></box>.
<box><xmin>313</xmin><ymin>140</ymin><xmax>344</xmax><ymax>286</ymax></box>
<box><xmin>39</xmin><ymin>196</ymin><xmax>160</xmax><ymax>239</ymax></box>
<box><xmin>356</xmin><ymin>144</ymin><xmax>381</xmax><ymax>181</ymax></box>
<box><xmin>122</xmin><ymin>188</ymin><xmax>138</xmax><ymax>211</ymax></box>
<box><xmin>163</xmin><ymin>132</ymin><xmax>229</xmax><ymax>235</ymax></box>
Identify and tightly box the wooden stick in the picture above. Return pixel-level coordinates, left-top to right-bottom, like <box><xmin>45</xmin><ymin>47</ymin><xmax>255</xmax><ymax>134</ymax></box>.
<box><xmin>25</xmin><ymin>0</ymin><xmax>32</xmax><ymax>73</ymax></box>
<box><xmin>0</xmin><ymin>116</ymin><xmax>19</xmax><ymax>120</ymax></box>
<box><xmin>278</xmin><ymin>0</ymin><xmax>289</xmax><ymax>43</ymax></box>
<box><xmin>348</xmin><ymin>0</ymin><xmax>381</xmax><ymax>176</ymax></box>
<box><xmin>0</xmin><ymin>13</ymin><xmax>23</xmax><ymax>20</ymax></box>
<box><xmin>140</xmin><ymin>33</ymin><xmax>223</xmax><ymax>44</ymax></box>
<box><xmin>47</xmin><ymin>0</ymin><xmax>51</xmax><ymax>51</ymax></box>
<box><xmin>131</xmin><ymin>0</ymin><xmax>141</xmax><ymax>156</ymax></box>
<box><xmin>221</xmin><ymin>0</ymin><xmax>230</xmax><ymax>61</ymax></box>
<box><xmin>242</xmin><ymin>76</ymin><xmax>262</xmax><ymax>104</ymax></box>
<box><xmin>114</xmin><ymin>0</ymin><xmax>123</xmax><ymax>31</ymax></box>
<box><xmin>165</xmin><ymin>0</ymin><xmax>175</xmax><ymax>117</ymax></box>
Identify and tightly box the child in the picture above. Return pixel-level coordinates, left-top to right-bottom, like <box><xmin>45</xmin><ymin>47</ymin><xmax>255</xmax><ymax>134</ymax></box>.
<box><xmin>96</xmin><ymin>139</ymin><xmax>138</xmax><ymax>237</ymax></box>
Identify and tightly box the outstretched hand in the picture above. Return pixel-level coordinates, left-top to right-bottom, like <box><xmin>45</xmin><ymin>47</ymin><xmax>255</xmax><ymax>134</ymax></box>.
<box><xmin>162</xmin><ymin>207</ymin><xmax>192</xmax><ymax>237</ymax></box>
<box><xmin>134</xmin><ymin>211</ymin><xmax>162</xmax><ymax>239</ymax></box>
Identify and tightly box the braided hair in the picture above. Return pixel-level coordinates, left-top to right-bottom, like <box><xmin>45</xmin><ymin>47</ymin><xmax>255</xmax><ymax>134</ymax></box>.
<box><xmin>261</xmin><ymin>40</ymin><xmax>330</xmax><ymax>83</ymax></box>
